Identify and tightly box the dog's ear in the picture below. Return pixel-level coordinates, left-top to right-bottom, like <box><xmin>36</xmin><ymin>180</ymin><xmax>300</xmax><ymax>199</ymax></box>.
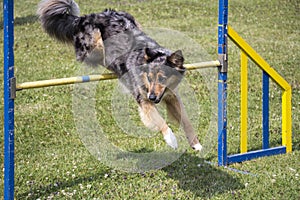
<box><xmin>144</xmin><ymin>48</ymin><xmax>164</xmax><ymax>63</ymax></box>
<box><xmin>167</xmin><ymin>50</ymin><xmax>186</xmax><ymax>73</ymax></box>
<box><xmin>144</xmin><ymin>48</ymin><xmax>156</xmax><ymax>62</ymax></box>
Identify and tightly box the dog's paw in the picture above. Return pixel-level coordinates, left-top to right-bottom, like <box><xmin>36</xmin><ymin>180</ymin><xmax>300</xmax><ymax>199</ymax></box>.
<box><xmin>164</xmin><ymin>128</ymin><xmax>178</xmax><ymax>149</ymax></box>
<box><xmin>192</xmin><ymin>143</ymin><xmax>203</xmax><ymax>151</ymax></box>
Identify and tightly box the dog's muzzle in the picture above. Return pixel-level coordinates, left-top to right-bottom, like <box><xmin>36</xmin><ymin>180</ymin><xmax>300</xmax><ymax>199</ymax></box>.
<box><xmin>148</xmin><ymin>93</ymin><xmax>161</xmax><ymax>104</ymax></box>
<box><xmin>148</xmin><ymin>90</ymin><xmax>166</xmax><ymax>104</ymax></box>
<box><xmin>148</xmin><ymin>93</ymin><xmax>156</xmax><ymax>101</ymax></box>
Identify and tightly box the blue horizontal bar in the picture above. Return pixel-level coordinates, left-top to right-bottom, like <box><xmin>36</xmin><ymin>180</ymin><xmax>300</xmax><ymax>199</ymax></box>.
<box><xmin>227</xmin><ymin>146</ymin><xmax>286</xmax><ymax>164</ymax></box>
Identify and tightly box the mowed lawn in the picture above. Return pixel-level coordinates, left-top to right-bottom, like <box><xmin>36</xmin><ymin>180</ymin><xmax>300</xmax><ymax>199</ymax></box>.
<box><xmin>0</xmin><ymin>0</ymin><xmax>299</xmax><ymax>199</ymax></box>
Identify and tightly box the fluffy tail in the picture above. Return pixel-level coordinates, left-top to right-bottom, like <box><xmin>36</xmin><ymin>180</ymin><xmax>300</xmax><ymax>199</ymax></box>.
<box><xmin>37</xmin><ymin>0</ymin><xmax>80</xmax><ymax>43</ymax></box>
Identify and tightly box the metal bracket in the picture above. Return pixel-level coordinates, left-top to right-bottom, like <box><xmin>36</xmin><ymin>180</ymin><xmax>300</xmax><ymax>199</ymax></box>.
<box><xmin>218</xmin><ymin>53</ymin><xmax>228</xmax><ymax>73</ymax></box>
<box><xmin>218</xmin><ymin>28</ymin><xmax>228</xmax><ymax>73</ymax></box>
<box><xmin>10</xmin><ymin>77</ymin><xmax>16</xmax><ymax>99</ymax></box>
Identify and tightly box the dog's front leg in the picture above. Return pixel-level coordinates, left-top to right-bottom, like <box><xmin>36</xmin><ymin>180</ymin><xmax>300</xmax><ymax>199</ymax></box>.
<box><xmin>164</xmin><ymin>94</ymin><xmax>202</xmax><ymax>151</ymax></box>
<box><xmin>138</xmin><ymin>100</ymin><xmax>178</xmax><ymax>149</ymax></box>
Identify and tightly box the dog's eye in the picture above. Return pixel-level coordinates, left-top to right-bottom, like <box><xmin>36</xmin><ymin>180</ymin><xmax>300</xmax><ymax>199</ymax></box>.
<box><xmin>158</xmin><ymin>76</ymin><xmax>166</xmax><ymax>82</ymax></box>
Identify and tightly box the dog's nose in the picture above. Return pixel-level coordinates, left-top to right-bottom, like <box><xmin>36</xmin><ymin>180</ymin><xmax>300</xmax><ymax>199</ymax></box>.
<box><xmin>148</xmin><ymin>93</ymin><xmax>157</xmax><ymax>101</ymax></box>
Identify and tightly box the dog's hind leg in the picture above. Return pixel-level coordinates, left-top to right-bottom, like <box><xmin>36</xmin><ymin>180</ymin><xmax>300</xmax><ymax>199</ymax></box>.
<box><xmin>164</xmin><ymin>94</ymin><xmax>202</xmax><ymax>151</ymax></box>
<box><xmin>138</xmin><ymin>101</ymin><xmax>178</xmax><ymax>149</ymax></box>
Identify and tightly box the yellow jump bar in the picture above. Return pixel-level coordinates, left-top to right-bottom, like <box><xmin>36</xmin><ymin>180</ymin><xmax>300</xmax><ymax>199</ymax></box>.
<box><xmin>16</xmin><ymin>73</ymin><xmax>117</xmax><ymax>91</ymax></box>
<box><xmin>16</xmin><ymin>60</ymin><xmax>220</xmax><ymax>91</ymax></box>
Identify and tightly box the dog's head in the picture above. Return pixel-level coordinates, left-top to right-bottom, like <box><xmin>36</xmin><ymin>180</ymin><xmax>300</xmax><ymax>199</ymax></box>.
<box><xmin>140</xmin><ymin>48</ymin><xmax>186</xmax><ymax>104</ymax></box>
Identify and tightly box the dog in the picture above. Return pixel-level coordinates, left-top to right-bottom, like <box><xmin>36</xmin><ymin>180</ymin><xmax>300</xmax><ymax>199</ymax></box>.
<box><xmin>37</xmin><ymin>0</ymin><xmax>202</xmax><ymax>151</ymax></box>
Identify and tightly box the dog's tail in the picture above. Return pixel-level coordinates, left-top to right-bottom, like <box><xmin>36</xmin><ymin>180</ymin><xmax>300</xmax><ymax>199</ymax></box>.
<box><xmin>37</xmin><ymin>0</ymin><xmax>80</xmax><ymax>43</ymax></box>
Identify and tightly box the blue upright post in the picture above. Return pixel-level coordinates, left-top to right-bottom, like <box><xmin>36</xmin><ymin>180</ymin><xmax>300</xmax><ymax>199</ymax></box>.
<box><xmin>217</xmin><ymin>0</ymin><xmax>228</xmax><ymax>166</ymax></box>
<box><xmin>3</xmin><ymin>0</ymin><xmax>15</xmax><ymax>199</ymax></box>
<box><xmin>262</xmin><ymin>71</ymin><xmax>270</xmax><ymax>149</ymax></box>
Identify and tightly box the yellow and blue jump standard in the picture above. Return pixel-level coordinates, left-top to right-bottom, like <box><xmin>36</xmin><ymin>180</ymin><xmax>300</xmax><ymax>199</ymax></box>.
<box><xmin>216</xmin><ymin>0</ymin><xmax>292</xmax><ymax>166</ymax></box>
<box><xmin>223</xmin><ymin>26</ymin><xmax>292</xmax><ymax>165</ymax></box>
<box><xmin>2</xmin><ymin>0</ymin><xmax>292</xmax><ymax>199</ymax></box>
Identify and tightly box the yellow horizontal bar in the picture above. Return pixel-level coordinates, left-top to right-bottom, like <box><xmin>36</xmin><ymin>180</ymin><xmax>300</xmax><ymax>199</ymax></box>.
<box><xmin>16</xmin><ymin>73</ymin><xmax>117</xmax><ymax>90</ymax></box>
<box><xmin>184</xmin><ymin>60</ymin><xmax>220</xmax><ymax>70</ymax></box>
<box><xmin>228</xmin><ymin>26</ymin><xmax>291</xmax><ymax>91</ymax></box>
<box><xmin>16</xmin><ymin>61</ymin><xmax>220</xmax><ymax>90</ymax></box>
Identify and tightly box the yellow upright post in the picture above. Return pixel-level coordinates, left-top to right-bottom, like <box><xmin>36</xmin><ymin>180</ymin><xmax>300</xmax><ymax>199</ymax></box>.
<box><xmin>240</xmin><ymin>51</ymin><xmax>248</xmax><ymax>153</ymax></box>
<box><xmin>282</xmin><ymin>89</ymin><xmax>292</xmax><ymax>152</ymax></box>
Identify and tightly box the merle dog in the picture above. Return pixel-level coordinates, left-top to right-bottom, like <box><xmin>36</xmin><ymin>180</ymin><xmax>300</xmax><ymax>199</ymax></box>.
<box><xmin>37</xmin><ymin>0</ymin><xmax>202</xmax><ymax>151</ymax></box>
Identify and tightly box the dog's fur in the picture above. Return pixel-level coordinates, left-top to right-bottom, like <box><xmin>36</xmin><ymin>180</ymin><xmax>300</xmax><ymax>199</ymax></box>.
<box><xmin>37</xmin><ymin>0</ymin><xmax>202</xmax><ymax>151</ymax></box>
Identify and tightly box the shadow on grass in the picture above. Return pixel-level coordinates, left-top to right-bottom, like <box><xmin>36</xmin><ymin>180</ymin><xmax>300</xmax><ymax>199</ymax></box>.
<box><xmin>162</xmin><ymin>153</ymin><xmax>243</xmax><ymax>198</ymax></box>
<box><xmin>117</xmin><ymin>151</ymin><xmax>244</xmax><ymax>198</ymax></box>
<box><xmin>0</xmin><ymin>14</ymin><xmax>38</xmax><ymax>29</ymax></box>
<box><xmin>17</xmin><ymin>153</ymin><xmax>243</xmax><ymax>199</ymax></box>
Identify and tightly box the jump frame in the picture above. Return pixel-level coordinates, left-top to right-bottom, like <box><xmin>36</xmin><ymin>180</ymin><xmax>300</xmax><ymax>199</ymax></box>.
<box><xmin>3</xmin><ymin>0</ymin><xmax>292</xmax><ymax>199</ymax></box>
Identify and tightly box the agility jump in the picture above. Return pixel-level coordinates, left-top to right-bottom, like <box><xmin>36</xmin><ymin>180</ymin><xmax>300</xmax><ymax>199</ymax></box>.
<box><xmin>15</xmin><ymin>61</ymin><xmax>221</xmax><ymax>91</ymax></box>
<box><xmin>3</xmin><ymin>0</ymin><xmax>292</xmax><ymax>199</ymax></box>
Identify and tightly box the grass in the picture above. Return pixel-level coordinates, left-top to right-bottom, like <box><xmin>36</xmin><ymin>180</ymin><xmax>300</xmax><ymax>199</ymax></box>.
<box><xmin>1</xmin><ymin>0</ymin><xmax>300</xmax><ymax>199</ymax></box>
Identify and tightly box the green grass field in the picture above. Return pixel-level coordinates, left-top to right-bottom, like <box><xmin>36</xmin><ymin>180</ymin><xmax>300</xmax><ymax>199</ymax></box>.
<box><xmin>1</xmin><ymin>0</ymin><xmax>299</xmax><ymax>199</ymax></box>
